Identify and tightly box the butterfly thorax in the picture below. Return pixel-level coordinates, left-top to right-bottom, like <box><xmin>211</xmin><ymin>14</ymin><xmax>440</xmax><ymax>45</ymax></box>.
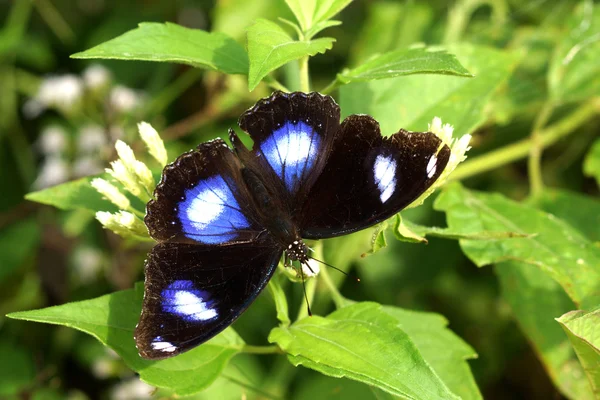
<box><xmin>286</xmin><ymin>239</ymin><xmax>309</xmax><ymax>263</ymax></box>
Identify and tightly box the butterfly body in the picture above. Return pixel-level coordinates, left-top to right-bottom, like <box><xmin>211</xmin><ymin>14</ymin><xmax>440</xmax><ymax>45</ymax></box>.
<box><xmin>136</xmin><ymin>91</ymin><xmax>451</xmax><ymax>359</ymax></box>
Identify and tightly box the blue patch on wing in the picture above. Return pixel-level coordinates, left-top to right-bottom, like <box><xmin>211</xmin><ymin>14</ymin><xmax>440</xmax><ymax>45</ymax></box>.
<box><xmin>177</xmin><ymin>175</ymin><xmax>250</xmax><ymax>244</ymax></box>
<box><xmin>260</xmin><ymin>121</ymin><xmax>320</xmax><ymax>193</ymax></box>
<box><xmin>161</xmin><ymin>280</ymin><xmax>218</xmax><ymax>322</ymax></box>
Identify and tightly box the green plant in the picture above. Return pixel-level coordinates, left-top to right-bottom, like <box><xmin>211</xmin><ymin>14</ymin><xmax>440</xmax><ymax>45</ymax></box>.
<box><xmin>3</xmin><ymin>0</ymin><xmax>600</xmax><ymax>398</ymax></box>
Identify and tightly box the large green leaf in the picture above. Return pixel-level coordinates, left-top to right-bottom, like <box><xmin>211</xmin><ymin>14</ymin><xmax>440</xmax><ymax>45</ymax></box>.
<box><xmin>339</xmin><ymin>44</ymin><xmax>516</xmax><ymax>136</ymax></box>
<box><xmin>7</xmin><ymin>286</ymin><xmax>244</xmax><ymax>396</ymax></box>
<box><xmin>557</xmin><ymin>308</ymin><xmax>600</xmax><ymax>397</ymax></box>
<box><xmin>269</xmin><ymin>302</ymin><xmax>459</xmax><ymax>400</ymax></box>
<box><xmin>548</xmin><ymin>2</ymin><xmax>600</xmax><ymax>103</ymax></box>
<box><xmin>336</xmin><ymin>48</ymin><xmax>471</xmax><ymax>86</ymax></box>
<box><xmin>534</xmin><ymin>189</ymin><xmax>600</xmax><ymax>242</ymax></box>
<box><xmin>246</xmin><ymin>19</ymin><xmax>334</xmax><ymax>91</ymax></box>
<box><xmin>435</xmin><ymin>183</ymin><xmax>600</xmax><ymax>309</ymax></box>
<box><xmin>72</xmin><ymin>22</ymin><xmax>248</xmax><ymax>75</ymax></box>
<box><xmin>495</xmin><ymin>262</ymin><xmax>593</xmax><ymax>400</ymax></box>
<box><xmin>25</xmin><ymin>176</ymin><xmax>118</xmax><ymax>213</ymax></box>
<box><xmin>584</xmin><ymin>138</ymin><xmax>600</xmax><ymax>187</ymax></box>
<box><xmin>383</xmin><ymin>307</ymin><xmax>481</xmax><ymax>400</ymax></box>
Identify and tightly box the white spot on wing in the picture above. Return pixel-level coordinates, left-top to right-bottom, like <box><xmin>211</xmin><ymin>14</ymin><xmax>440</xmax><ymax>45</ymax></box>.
<box><xmin>426</xmin><ymin>155</ymin><xmax>437</xmax><ymax>178</ymax></box>
<box><xmin>151</xmin><ymin>337</ymin><xmax>177</xmax><ymax>353</ymax></box>
<box><xmin>186</xmin><ymin>187</ymin><xmax>225</xmax><ymax>230</ymax></box>
<box><xmin>374</xmin><ymin>155</ymin><xmax>397</xmax><ymax>203</ymax></box>
<box><xmin>173</xmin><ymin>290</ymin><xmax>218</xmax><ymax>321</ymax></box>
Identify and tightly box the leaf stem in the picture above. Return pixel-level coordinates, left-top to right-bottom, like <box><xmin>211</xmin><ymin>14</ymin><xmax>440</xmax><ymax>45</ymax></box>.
<box><xmin>241</xmin><ymin>344</ymin><xmax>283</xmax><ymax>355</ymax></box>
<box><xmin>320</xmin><ymin>264</ymin><xmax>347</xmax><ymax>309</ymax></box>
<box><xmin>320</xmin><ymin>77</ymin><xmax>339</xmax><ymax>95</ymax></box>
<box><xmin>299</xmin><ymin>56</ymin><xmax>310</xmax><ymax>92</ymax></box>
<box><xmin>451</xmin><ymin>98</ymin><xmax>600</xmax><ymax>181</ymax></box>
<box><xmin>34</xmin><ymin>0</ymin><xmax>75</xmax><ymax>44</ymax></box>
<box><xmin>264</xmin><ymin>75</ymin><xmax>291</xmax><ymax>92</ymax></box>
<box><xmin>528</xmin><ymin>102</ymin><xmax>555</xmax><ymax>197</ymax></box>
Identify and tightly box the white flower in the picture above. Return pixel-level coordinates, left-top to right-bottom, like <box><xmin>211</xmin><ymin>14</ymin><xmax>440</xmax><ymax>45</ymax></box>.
<box><xmin>408</xmin><ymin>117</ymin><xmax>471</xmax><ymax>208</ymax></box>
<box><xmin>138</xmin><ymin>122</ymin><xmax>168</xmax><ymax>166</ymax></box>
<box><xmin>95</xmin><ymin>210</ymin><xmax>147</xmax><ymax>238</ymax></box>
<box><xmin>37</xmin><ymin>126</ymin><xmax>68</xmax><ymax>155</ymax></box>
<box><xmin>83</xmin><ymin>64</ymin><xmax>111</xmax><ymax>90</ymax></box>
<box><xmin>114</xmin><ymin>140</ymin><xmax>155</xmax><ymax>196</ymax></box>
<box><xmin>110</xmin><ymin>85</ymin><xmax>143</xmax><ymax>113</ymax></box>
<box><xmin>77</xmin><ymin>125</ymin><xmax>106</xmax><ymax>153</ymax></box>
<box><xmin>107</xmin><ymin>159</ymin><xmax>142</xmax><ymax>198</ymax></box>
<box><xmin>36</xmin><ymin>74</ymin><xmax>84</xmax><ymax>112</ymax></box>
<box><xmin>33</xmin><ymin>157</ymin><xmax>70</xmax><ymax>189</ymax></box>
<box><xmin>91</xmin><ymin>178</ymin><xmax>130</xmax><ymax>210</ymax></box>
<box><xmin>111</xmin><ymin>378</ymin><xmax>154</xmax><ymax>400</ymax></box>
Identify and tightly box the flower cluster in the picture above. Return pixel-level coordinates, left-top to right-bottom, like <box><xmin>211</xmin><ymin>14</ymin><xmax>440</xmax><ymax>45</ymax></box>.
<box><xmin>91</xmin><ymin>123</ymin><xmax>167</xmax><ymax>240</ymax></box>
<box><xmin>407</xmin><ymin>117</ymin><xmax>471</xmax><ymax>208</ymax></box>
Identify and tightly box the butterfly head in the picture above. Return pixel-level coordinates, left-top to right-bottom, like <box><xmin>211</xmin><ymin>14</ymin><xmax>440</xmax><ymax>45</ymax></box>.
<box><xmin>286</xmin><ymin>239</ymin><xmax>309</xmax><ymax>264</ymax></box>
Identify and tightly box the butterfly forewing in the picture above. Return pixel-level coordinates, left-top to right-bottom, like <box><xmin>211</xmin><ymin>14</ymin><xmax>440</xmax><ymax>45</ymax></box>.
<box><xmin>235</xmin><ymin>91</ymin><xmax>340</xmax><ymax>211</ymax></box>
<box><xmin>135</xmin><ymin>241</ymin><xmax>281</xmax><ymax>359</ymax></box>
<box><xmin>299</xmin><ymin>115</ymin><xmax>451</xmax><ymax>239</ymax></box>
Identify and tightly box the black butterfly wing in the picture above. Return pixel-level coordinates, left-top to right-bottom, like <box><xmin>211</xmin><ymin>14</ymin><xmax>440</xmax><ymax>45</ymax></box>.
<box><xmin>145</xmin><ymin>138</ymin><xmax>265</xmax><ymax>245</ymax></box>
<box><xmin>135</xmin><ymin>241</ymin><xmax>282</xmax><ymax>359</ymax></box>
<box><xmin>300</xmin><ymin>115</ymin><xmax>451</xmax><ymax>239</ymax></box>
<box><xmin>138</xmin><ymin>139</ymin><xmax>283</xmax><ymax>359</ymax></box>
<box><xmin>231</xmin><ymin>91</ymin><xmax>340</xmax><ymax>212</ymax></box>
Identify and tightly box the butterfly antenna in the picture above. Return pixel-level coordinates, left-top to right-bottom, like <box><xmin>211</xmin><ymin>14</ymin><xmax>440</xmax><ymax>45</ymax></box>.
<box><xmin>309</xmin><ymin>256</ymin><xmax>361</xmax><ymax>282</ymax></box>
<box><xmin>300</xmin><ymin>268</ymin><xmax>312</xmax><ymax>317</ymax></box>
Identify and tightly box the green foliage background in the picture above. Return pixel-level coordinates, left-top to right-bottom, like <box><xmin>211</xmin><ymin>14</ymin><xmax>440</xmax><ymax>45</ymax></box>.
<box><xmin>1</xmin><ymin>0</ymin><xmax>599</xmax><ymax>399</ymax></box>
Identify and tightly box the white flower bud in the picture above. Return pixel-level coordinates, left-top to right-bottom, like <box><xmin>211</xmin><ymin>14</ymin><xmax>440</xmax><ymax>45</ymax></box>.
<box><xmin>114</xmin><ymin>140</ymin><xmax>155</xmax><ymax>196</ymax></box>
<box><xmin>33</xmin><ymin>157</ymin><xmax>70</xmax><ymax>189</ymax></box>
<box><xmin>138</xmin><ymin>122</ymin><xmax>168</xmax><ymax>166</ymax></box>
<box><xmin>115</xmin><ymin>211</ymin><xmax>147</xmax><ymax>236</ymax></box>
<box><xmin>107</xmin><ymin>160</ymin><xmax>141</xmax><ymax>197</ymax></box>
<box><xmin>110</xmin><ymin>85</ymin><xmax>143</xmax><ymax>113</ymax></box>
<box><xmin>91</xmin><ymin>178</ymin><xmax>130</xmax><ymax>210</ymax></box>
<box><xmin>408</xmin><ymin>117</ymin><xmax>471</xmax><ymax>208</ymax></box>
<box><xmin>37</xmin><ymin>126</ymin><xmax>68</xmax><ymax>155</ymax></box>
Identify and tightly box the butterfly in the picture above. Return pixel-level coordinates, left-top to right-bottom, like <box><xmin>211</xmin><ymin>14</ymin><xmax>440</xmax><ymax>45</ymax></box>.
<box><xmin>135</xmin><ymin>91</ymin><xmax>451</xmax><ymax>359</ymax></box>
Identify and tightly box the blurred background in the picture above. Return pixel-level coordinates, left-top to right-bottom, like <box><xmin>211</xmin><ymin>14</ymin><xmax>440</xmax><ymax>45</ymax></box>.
<box><xmin>1</xmin><ymin>0</ymin><xmax>598</xmax><ymax>399</ymax></box>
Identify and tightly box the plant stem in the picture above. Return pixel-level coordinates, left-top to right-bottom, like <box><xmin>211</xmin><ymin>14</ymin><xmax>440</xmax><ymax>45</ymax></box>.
<box><xmin>241</xmin><ymin>344</ymin><xmax>282</xmax><ymax>354</ymax></box>
<box><xmin>528</xmin><ymin>102</ymin><xmax>555</xmax><ymax>197</ymax></box>
<box><xmin>299</xmin><ymin>56</ymin><xmax>310</xmax><ymax>92</ymax></box>
<box><xmin>264</xmin><ymin>75</ymin><xmax>291</xmax><ymax>92</ymax></box>
<box><xmin>451</xmin><ymin>98</ymin><xmax>600</xmax><ymax>181</ymax></box>
<box><xmin>295</xmin><ymin>273</ymin><xmax>317</xmax><ymax>321</ymax></box>
<box><xmin>319</xmin><ymin>265</ymin><xmax>347</xmax><ymax>309</ymax></box>
<box><xmin>144</xmin><ymin>68</ymin><xmax>203</xmax><ymax>116</ymax></box>
<box><xmin>34</xmin><ymin>0</ymin><xmax>75</xmax><ymax>44</ymax></box>
<box><xmin>320</xmin><ymin>78</ymin><xmax>339</xmax><ymax>95</ymax></box>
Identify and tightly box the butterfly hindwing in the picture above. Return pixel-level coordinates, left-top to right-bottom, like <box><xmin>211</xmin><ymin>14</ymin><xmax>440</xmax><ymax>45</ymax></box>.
<box><xmin>300</xmin><ymin>115</ymin><xmax>451</xmax><ymax>239</ymax></box>
<box><xmin>135</xmin><ymin>240</ymin><xmax>282</xmax><ymax>359</ymax></box>
<box><xmin>145</xmin><ymin>139</ymin><xmax>264</xmax><ymax>245</ymax></box>
<box><xmin>233</xmin><ymin>91</ymin><xmax>340</xmax><ymax>210</ymax></box>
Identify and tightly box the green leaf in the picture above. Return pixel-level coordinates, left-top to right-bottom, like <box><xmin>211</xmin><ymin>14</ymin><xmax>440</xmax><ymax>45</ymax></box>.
<box><xmin>25</xmin><ymin>176</ymin><xmax>118</xmax><ymax>213</ymax></box>
<box><xmin>7</xmin><ymin>286</ymin><xmax>244</xmax><ymax>396</ymax></box>
<box><xmin>383</xmin><ymin>307</ymin><xmax>481</xmax><ymax>400</ymax></box>
<box><xmin>269</xmin><ymin>302</ymin><xmax>459</xmax><ymax>400</ymax></box>
<box><xmin>336</xmin><ymin>48</ymin><xmax>472</xmax><ymax>86</ymax></box>
<box><xmin>548</xmin><ymin>2</ymin><xmax>600</xmax><ymax>103</ymax></box>
<box><xmin>304</xmin><ymin>19</ymin><xmax>342</xmax><ymax>40</ymax></box>
<box><xmin>534</xmin><ymin>189</ymin><xmax>600</xmax><ymax>242</ymax></box>
<box><xmin>285</xmin><ymin>0</ymin><xmax>351</xmax><ymax>33</ymax></box>
<box><xmin>246</xmin><ymin>19</ymin><xmax>334</xmax><ymax>91</ymax></box>
<box><xmin>284</xmin><ymin>0</ymin><xmax>316</xmax><ymax>32</ymax></box>
<box><xmin>584</xmin><ymin>138</ymin><xmax>600</xmax><ymax>187</ymax></box>
<box><xmin>365</xmin><ymin>221</ymin><xmax>388</xmax><ymax>254</ymax></box>
<box><xmin>0</xmin><ymin>218</ymin><xmax>40</xmax><ymax>282</ymax></box>
<box><xmin>435</xmin><ymin>183</ymin><xmax>600</xmax><ymax>309</ymax></box>
<box><xmin>72</xmin><ymin>22</ymin><xmax>248</xmax><ymax>75</ymax></box>
<box><xmin>312</xmin><ymin>0</ymin><xmax>353</xmax><ymax>28</ymax></box>
<box><xmin>340</xmin><ymin>43</ymin><xmax>517</xmax><ymax>136</ymax></box>
<box><xmin>495</xmin><ymin>261</ymin><xmax>594</xmax><ymax>400</ymax></box>
<box><xmin>394</xmin><ymin>216</ymin><xmax>528</xmax><ymax>244</ymax></box>
<box><xmin>268</xmin><ymin>274</ymin><xmax>291</xmax><ymax>326</ymax></box>
<box><xmin>557</xmin><ymin>308</ymin><xmax>600</xmax><ymax>396</ymax></box>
